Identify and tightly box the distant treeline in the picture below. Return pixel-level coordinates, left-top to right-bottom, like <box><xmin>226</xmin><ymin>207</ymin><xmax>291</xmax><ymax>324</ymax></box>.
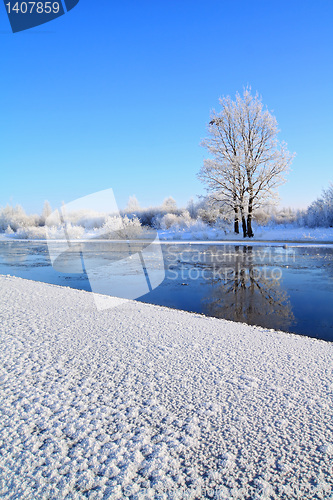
<box><xmin>1</xmin><ymin>185</ymin><xmax>333</xmax><ymax>238</ymax></box>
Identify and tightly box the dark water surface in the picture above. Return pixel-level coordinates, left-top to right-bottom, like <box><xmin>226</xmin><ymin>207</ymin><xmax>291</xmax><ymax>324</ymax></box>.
<box><xmin>1</xmin><ymin>240</ymin><xmax>333</xmax><ymax>342</ymax></box>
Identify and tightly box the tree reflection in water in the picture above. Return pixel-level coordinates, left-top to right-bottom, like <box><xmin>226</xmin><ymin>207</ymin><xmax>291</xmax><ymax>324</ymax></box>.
<box><xmin>202</xmin><ymin>246</ymin><xmax>295</xmax><ymax>332</ymax></box>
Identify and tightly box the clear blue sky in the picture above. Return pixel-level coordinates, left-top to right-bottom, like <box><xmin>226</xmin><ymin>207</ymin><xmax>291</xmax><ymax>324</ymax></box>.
<box><xmin>0</xmin><ymin>0</ymin><xmax>332</xmax><ymax>213</ymax></box>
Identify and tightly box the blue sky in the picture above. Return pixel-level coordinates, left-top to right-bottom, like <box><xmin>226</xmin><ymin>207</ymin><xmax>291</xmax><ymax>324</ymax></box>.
<box><xmin>0</xmin><ymin>0</ymin><xmax>332</xmax><ymax>213</ymax></box>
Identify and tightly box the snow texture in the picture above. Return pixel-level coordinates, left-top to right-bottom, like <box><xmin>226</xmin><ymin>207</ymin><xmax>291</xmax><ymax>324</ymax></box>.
<box><xmin>0</xmin><ymin>275</ymin><xmax>332</xmax><ymax>499</ymax></box>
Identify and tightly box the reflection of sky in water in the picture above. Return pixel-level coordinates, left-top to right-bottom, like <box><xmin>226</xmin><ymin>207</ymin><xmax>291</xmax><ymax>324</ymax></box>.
<box><xmin>0</xmin><ymin>241</ymin><xmax>333</xmax><ymax>342</ymax></box>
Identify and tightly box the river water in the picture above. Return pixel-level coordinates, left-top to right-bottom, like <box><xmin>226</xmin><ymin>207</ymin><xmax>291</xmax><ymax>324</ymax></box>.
<box><xmin>1</xmin><ymin>240</ymin><xmax>333</xmax><ymax>342</ymax></box>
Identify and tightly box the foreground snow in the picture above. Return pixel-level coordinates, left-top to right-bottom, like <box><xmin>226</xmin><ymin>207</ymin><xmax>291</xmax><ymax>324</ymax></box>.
<box><xmin>0</xmin><ymin>276</ymin><xmax>332</xmax><ymax>499</ymax></box>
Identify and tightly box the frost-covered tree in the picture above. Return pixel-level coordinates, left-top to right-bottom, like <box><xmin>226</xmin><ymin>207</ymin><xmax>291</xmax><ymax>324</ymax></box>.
<box><xmin>41</xmin><ymin>200</ymin><xmax>52</xmax><ymax>224</ymax></box>
<box><xmin>305</xmin><ymin>184</ymin><xmax>333</xmax><ymax>227</ymax></box>
<box><xmin>162</xmin><ymin>196</ymin><xmax>177</xmax><ymax>213</ymax></box>
<box><xmin>186</xmin><ymin>198</ymin><xmax>196</xmax><ymax>219</ymax></box>
<box><xmin>125</xmin><ymin>195</ymin><xmax>140</xmax><ymax>213</ymax></box>
<box><xmin>0</xmin><ymin>204</ymin><xmax>38</xmax><ymax>232</ymax></box>
<box><xmin>199</xmin><ymin>88</ymin><xmax>295</xmax><ymax>237</ymax></box>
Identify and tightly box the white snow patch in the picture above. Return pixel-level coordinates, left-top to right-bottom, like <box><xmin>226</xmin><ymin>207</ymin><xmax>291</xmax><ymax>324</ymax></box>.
<box><xmin>0</xmin><ymin>275</ymin><xmax>332</xmax><ymax>499</ymax></box>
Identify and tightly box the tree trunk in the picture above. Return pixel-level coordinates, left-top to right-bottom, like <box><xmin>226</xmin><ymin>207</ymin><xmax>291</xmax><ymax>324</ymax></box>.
<box><xmin>234</xmin><ymin>207</ymin><xmax>239</xmax><ymax>234</ymax></box>
<box><xmin>247</xmin><ymin>199</ymin><xmax>254</xmax><ymax>238</ymax></box>
<box><xmin>242</xmin><ymin>216</ymin><xmax>247</xmax><ymax>238</ymax></box>
<box><xmin>233</xmin><ymin>191</ymin><xmax>239</xmax><ymax>234</ymax></box>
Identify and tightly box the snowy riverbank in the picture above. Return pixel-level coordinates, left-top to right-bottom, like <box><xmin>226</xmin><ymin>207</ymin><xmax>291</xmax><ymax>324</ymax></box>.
<box><xmin>2</xmin><ymin>224</ymin><xmax>333</xmax><ymax>244</ymax></box>
<box><xmin>157</xmin><ymin>225</ymin><xmax>333</xmax><ymax>243</ymax></box>
<box><xmin>0</xmin><ymin>276</ymin><xmax>333</xmax><ymax>499</ymax></box>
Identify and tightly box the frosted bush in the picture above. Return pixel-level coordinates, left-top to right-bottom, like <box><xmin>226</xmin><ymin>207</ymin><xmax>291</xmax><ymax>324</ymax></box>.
<box><xmin>102</xmin><ymin>216</ymin><xmax>124</xmax><ymax>233</ymax></box>
<box><xmin>46</xmin><ymin>224</ymin><xmax>85</xmax><ymax>240</ymax></box>
<box><xmin>123</xmin><ymin>206</ymin><xmax>182</xmax><ymax>228</ymax></box>
<box><xmin>100</xmin><ymin>215</ymin><xmax>145</xmax><ymax>239</ymax></box>
<box><xmin>62</xmin><ymin>210</ymin><xmax>109</xmax><ymax>229</ymax></box>
<box><xmin>160</xmin><ymin>211</ymin><xmax>196</xmax><ymax>231</ymax></box>
<box><xmin>14</xmin><ymin>224</ymin><xmax>84</xmax><ymax>240</ymax></box>
<box><xmin>135</xmin><ymin>207</ymin><xmax>162</xmax><ymax>227</ymax></box>
<box><xmin>0</xmin><ymin>204</ymin><xmax>39</xmax><ymax>232</ymax></box>
<box><xmin>271</xmin><ymin>208</ymin><xmax>299</xmax><ymax>225</ymax></box>
<box><xmin>66</xmin><ymin>224</ymin><xmax>85</xmax><ymax>239</ymax></box>
<box><xmin>186</xmin><ymin>219</ymin><xmax>210</xmax><ymax>232</ymax></box>
<box><xmin>13</xmin><ymin>226</ymin><xmax>47</xmax><ymax>240</ymax></box>
<box><xmin>197</xmin><ymin>206</ymin><xmax>221</xmax><ymax>225</ymax></box>
<box><xmin>160</xmin><ymin>213</ymin><xmax>181</xmax><ymax>230</ymax></box>
<box><xmin>122</xmin><ymin>198</ymin><xmax>183</xmax><ymax>228</ymax></box>
<box><xmin>159</xmin><ymin>211</ymin><xmax>214</xmax><ymax>238</ymax></box>
<box><xmin>254</xmin><ymin>209</ymin><xmax>272</xmax><ymax>226</ymax></box>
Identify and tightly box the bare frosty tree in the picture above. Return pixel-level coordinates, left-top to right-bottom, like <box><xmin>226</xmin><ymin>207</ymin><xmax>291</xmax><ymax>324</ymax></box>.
<box><xmin>305</xmin><ymin>183</ymin><xmax>333</xmax><ymax>227</ymax></box>
<box><xmin>41</xmin><ymin>200</ymin><xmax>52</xmax><ymax>224</ymax></box>
<box><xmin>199</xmin><ymin>88</ymin><xmax>295</xmax><ymax>237</ymax></box>
<box><xmin>126</xmin><ymin>195</ymin><xmax>140</xmax><ymax>213</ymax></box>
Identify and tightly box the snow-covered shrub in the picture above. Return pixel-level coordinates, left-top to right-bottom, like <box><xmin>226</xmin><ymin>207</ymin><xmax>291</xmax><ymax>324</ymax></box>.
<box><xmin>60</xmin><ymin>210</ymin><xmax>109</xmax><ymax>229</ymax></box>
<box><xmin>197</xmin><ymin>208</ymin><xmax>213</xmax><ymax>225</ymax></box>
<box><xmin>123</xmin><ymin>205</ymin><xmax>184</xmax><ymax>228</ymax></box>
<box><xmin>160</xmin><ymin>213</ymin><xmax>182</xmax><ymax>230</ymax></box>
<box><xmin>102</xmin><ymin>215</ymin><xmax>124</xmax><ymax>233</ymax></box>
<box><xmin>159</xmin><ymin>210</ymin><xmax>194</xmax><ymax>230</ymax></box>
<box><xmin>13</xmin><ymin>226</ymin><xmax>47</xmax><ymax>239</ymax></box>
<box><xmin>158</xmin><ymin>210</ymin><xmax>217</xmax><ymax>238</ymax></box>
<box><xmin>66</xmin><ymin>224</ymin><xmax>86</xmax><ymax>239</ymax></box>
<box><xmin>136</xmin><ymin>207</ymin><xmax>163</xmax><ymax>227</ymax></box>
<box><xmin>101</xmin><ymin>215</ymin><xmax>145</xmax><ymax>239</ymax></box>
<box><xmin>186</xmin><ymin>196</ymin><xmax>229</xmax><ymax>225</ymax></box>
<box><xmin>46</xmin><ymin>224</ymin><xmax>85</xmax><ymax>240</ymax></box>
<box><xmin>271</xmin><ymin>207</ymin><xmax>299</xmax><ymax>225</ymax></box>
<box><xmin>251</xmin><ymin>205</ymin><xmax>304</xmax><ymax>227</ymax></box>
<box><xmin>253</xmin><ymin>208</ymin><xmax>272</xmax><ymax>225</ymax></box>
<box><xmin>192</xmin><ymin>196</ymin><xmax>232</xmax><ymax>226</ymax></box>
<box><xmin>0</xmin><ymin>204</ymin><xmax>39</xmax><ymax>232</ymax></box>
<box><xmin>122</xmin><ymin>198</ymin><xmax>183</xmax><ymax>228</ymax></box>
